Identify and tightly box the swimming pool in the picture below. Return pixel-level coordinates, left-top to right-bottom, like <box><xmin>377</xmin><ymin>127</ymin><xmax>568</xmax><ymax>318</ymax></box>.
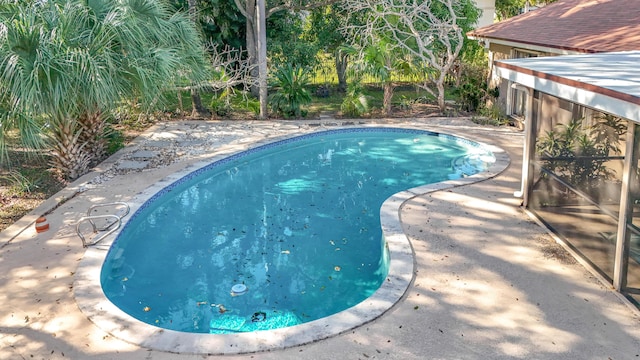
<box><xmin>76</xmin><ymin>126</ymin><xmax>507</xmax><ymax>354</ymax></box>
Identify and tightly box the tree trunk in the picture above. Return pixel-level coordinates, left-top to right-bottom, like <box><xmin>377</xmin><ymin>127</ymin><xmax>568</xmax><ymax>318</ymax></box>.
<box><xmin>453</xmin><ymin>61</ymin><xmax>462</xmax><ymax>87</ymax></box>
<box><xmin>190</xmin><ymin>89</ymin><xmax>210</xmax><ymax>118</ymax></box>
<box><xmin>245</xmin><ymin>0</ymin><xmax>259</xmax><ymax>97</ymax></box>
<box><xmin>78</xmin><ymin>111</ymin><xmax>107</xmax><ymax>167</ymax></box>
<box><xmin>335</xmin><ymin>51</ymin><xmax>348</xmax><ymax>93</ymax></box>
<box><xmin>177</xmin><ymin>90</ymin><xmax>183</xmax><ymax>112</ymax></box>
<box><xmin>49</xmin><ymin>119</ymin><xmax>92</xmax><ymax>180</ymax></box>
<box><xmin>383</xmin><ymin>82</ymin><xmax>394</xmax><ymax>116</ymax></box>
<box><xmin>256</xmin><ymin>0</ymin><xmax>268</xmax><ymax>119</ymax></box>
<box><xmin>437</xmin><ymin>79</ymin><xmax>446</xmax><ymax>112</ymax></box>
<box><xmin>187</xmin><ymin>0</ymin><xmax>210</xmax><ymax>117</ymax></box>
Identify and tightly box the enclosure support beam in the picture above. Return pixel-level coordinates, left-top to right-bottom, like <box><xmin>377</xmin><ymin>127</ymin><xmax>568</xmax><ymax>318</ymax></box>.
<box><xmin>614</xmin><ymin>121</ymin><xmax>635</xmax><ymax>290</ymax></box>
<box><xmin>515</xmin><ymin>86</ymin><xmax>536</xmax><ymax>208</ymax></box>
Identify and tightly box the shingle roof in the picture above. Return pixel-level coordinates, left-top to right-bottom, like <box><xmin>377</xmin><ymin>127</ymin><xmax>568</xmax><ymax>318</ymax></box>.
<box><xmin>467</xmin><ymin>0</ymin><xmax>640</xmax><ymax>53</ymax></box>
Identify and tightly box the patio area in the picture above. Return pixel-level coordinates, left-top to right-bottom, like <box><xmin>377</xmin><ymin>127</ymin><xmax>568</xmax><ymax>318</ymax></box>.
<box><xmin>1</xmin><ymin>118</ymin><xmax>639</xmax><ymax>359</ymax></box>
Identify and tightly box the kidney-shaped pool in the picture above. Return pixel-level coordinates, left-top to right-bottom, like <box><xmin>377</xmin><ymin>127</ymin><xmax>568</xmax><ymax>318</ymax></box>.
<box><xmin>76</xmin><ymin>127</ymin><xmax>505</xmax><ymax>354</ymax></box>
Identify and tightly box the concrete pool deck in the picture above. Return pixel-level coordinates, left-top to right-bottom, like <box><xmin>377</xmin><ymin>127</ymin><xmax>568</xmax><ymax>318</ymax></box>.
<box><xmin>1</xmin><ymin>118</ymin><xmax>639</xmax><ymax>359</ymax></box>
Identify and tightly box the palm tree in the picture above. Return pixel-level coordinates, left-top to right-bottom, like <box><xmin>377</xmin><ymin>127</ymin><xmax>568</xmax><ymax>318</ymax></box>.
<box><xmin>0</xmin><ymin>0</ymin><xmax>208</xmax><ymax>179</ymax></box>
<box><xmin>346</xmin><ymin>40</ymin><xmax>412</xmax><ymax>116</ymax></box>
<box><xmin>363</xmin><ymin>42</ymin><xmax>396</xmax><ymax>116</ymax></box>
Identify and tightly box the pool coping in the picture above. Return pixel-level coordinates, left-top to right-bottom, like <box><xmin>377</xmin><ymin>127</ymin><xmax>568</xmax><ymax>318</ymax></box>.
<box><xmin>73</xmin><ymin>125</ymin><xmax>510</xmax><ymax>355</ymax></box>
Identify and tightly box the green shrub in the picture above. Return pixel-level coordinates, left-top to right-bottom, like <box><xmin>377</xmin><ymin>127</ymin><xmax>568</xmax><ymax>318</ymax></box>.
<box><xmin>248</xmin><ymin>101</ymin><xmax>261</xmax><ymax>116</ymax></box>
<box><xmin>473</xmin><ymin>103</ymin><xmax>509</xmax><ymax>126</ymax></box>
<box><xmin>453</xmin><ymin>62</ymin><xmax>498</xmax><ymax>112</ymax></box>
<box><xmin>210</xmin><ymin>89</ymin><xmax>234</xmax><ymax>117</ymax></box>
<box><xmin>455</xmin><ymin>81</ymin><xmax>484</xmax><ymax>111</ymax></box>
<box><xmin>268</xmin><ymin>64</ymin><xmax>312</xmax><ymax>118</ymax></box>
<box><xmin>340</xmin><ymin>81</ymin><xmax>370</xmax><ymax>117</ymax></box>
<box><xmin>105</xmin><ymin>126</ymin><xmax>125</xmax><ymax>155</ymax></box>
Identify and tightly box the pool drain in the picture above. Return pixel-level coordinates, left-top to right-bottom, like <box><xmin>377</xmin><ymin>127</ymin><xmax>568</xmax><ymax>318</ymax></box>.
<box><xmin>251</xmin><ymin>311</ymin><xmax>267</xmax><ymax>322</ymax></box>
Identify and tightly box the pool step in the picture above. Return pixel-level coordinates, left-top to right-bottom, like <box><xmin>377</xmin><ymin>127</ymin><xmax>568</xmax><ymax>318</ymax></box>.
<box><xmin>75</xmin><ymin>202</ymin><xmax>130</xmax><ymax>248</ymax></box>
<box><xmin>209</xmin><ymin>310</ymin><xmax>302</xmax><ymax>334</ymax></box>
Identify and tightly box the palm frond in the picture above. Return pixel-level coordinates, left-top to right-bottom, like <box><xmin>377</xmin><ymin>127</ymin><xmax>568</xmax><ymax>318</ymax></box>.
<box><xmin>0</xmin><ymin>0</ymin><xmax>208</xmax><ymax>178</ymax></box>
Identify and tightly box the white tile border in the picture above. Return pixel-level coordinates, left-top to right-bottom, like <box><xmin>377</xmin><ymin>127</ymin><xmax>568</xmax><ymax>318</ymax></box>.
<box><xmin>74</xmin><ymin>126</ymin><xmax>509</xmax><ymax>355</ymax></box>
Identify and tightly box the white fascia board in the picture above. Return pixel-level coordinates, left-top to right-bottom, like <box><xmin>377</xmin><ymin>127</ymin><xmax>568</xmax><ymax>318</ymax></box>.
<box><xmin>468</xmin><ymin>37</ymin><xmax>584</xmax><ymax>56</ymax></box>
<box><xmin>496</xmin><ymin>66</ymin><xmax>640</xmax><ymax>123</ymax></box>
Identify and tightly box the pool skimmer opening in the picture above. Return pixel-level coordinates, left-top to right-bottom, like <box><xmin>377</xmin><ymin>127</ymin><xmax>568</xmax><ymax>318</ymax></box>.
<box><xmin>231</xmin><ymin>284</ymin><xmax>248</xmax><ymax>296</ymax></box>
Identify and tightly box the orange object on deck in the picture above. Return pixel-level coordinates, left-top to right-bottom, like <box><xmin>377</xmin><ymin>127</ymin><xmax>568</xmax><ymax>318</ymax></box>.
<box><xmin>35</xmin><ymin>216</ymin><xmax>49</xmax><ymax>233</ymax></box>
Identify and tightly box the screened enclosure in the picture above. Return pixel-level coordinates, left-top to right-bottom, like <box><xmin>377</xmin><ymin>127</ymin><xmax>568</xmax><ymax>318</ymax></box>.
<box><xmin>528</xmin><ymin>109</ymin><xmax>640</xmax><ymax>304</ymax></box>
<box><xmin>495</xmin><ymin>52</ymin><xmax>640</xmax><ymax>308</ymax></box>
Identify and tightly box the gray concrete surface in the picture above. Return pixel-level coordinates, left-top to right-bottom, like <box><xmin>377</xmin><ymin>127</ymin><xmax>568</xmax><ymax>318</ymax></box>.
<box><xmin>1</xmin><ymin>118</ymin><xmax>639</xmax><ymax>360</ymax></box>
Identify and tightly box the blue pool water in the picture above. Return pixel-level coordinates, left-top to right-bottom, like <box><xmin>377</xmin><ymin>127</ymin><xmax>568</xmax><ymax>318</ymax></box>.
<box><xmin>101</xmin><ymin>128</ymin><xmax>494</xmax><ymax>334</ymax></box>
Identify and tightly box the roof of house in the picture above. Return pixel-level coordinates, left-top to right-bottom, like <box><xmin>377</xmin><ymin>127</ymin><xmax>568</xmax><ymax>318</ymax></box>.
<box><xmin>467</xmin><ymin>0</ymin><xmax>640</xmax><ymax>53</ymax></box>
<box><xmin>495</xmin><ymin>51</ymin><xmax>640</xmax><ymax>122</ymax></box>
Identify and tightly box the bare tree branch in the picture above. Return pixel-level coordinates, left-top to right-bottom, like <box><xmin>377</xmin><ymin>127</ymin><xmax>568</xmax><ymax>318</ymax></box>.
<box><xmin>341</xmin><ymin>0</ymin><xmax>467</xmax><ymax>111</ymax></box>
<box><xmin>175</xmin><ymin>45</ymin><xmax>257</xmax><ymax>93</ymax></box>
<box><xmin>233</xmin><ymin>0</ymin><xmax>254</xmax><ymax>24</ymax></box>
<box><xmin>234</xmin><ymin>0</ymin><xmax>340</xmax><ymax>21</ymax></box>
<box><xmin>266</xmin><ymin>0</ymin><xmax>341</xmax><ymax>18</ymax></box>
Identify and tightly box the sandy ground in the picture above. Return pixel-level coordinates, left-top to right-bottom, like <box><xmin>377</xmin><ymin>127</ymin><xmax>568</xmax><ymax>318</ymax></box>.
<box><xmin>1</xmin><ymin>118</ymin><xmax>639</xmax><ymax>360</ymax></box>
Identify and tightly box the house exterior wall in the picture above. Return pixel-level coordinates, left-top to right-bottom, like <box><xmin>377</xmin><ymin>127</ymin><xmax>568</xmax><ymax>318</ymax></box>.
<box><xmin>488</xmin><ymin>50</ymin><xmax>511</xmax><ymax>112</ymax></box>
<box><xmin>537</xmin><ymin>94</ymin><xmax>574</xmax><ymax>134</ymax></box>
<box><xmin>473</xmin><ymin>0</ymin><xmax>496</xmax><ymax>28</ymax></box>
<box><xmin>486</xmin><ymin>43</ymin><xmax>578</xmax><ymax>125</ymax></box>
<box><xmin>488</xmin><ymin>43</ymin><xmax>512</xmax><ymax>55</ymax></box>
<box><xmin>487</xmin><ymin>43</ymin><xmax>512</xmax><ymax>88</ymax></box>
